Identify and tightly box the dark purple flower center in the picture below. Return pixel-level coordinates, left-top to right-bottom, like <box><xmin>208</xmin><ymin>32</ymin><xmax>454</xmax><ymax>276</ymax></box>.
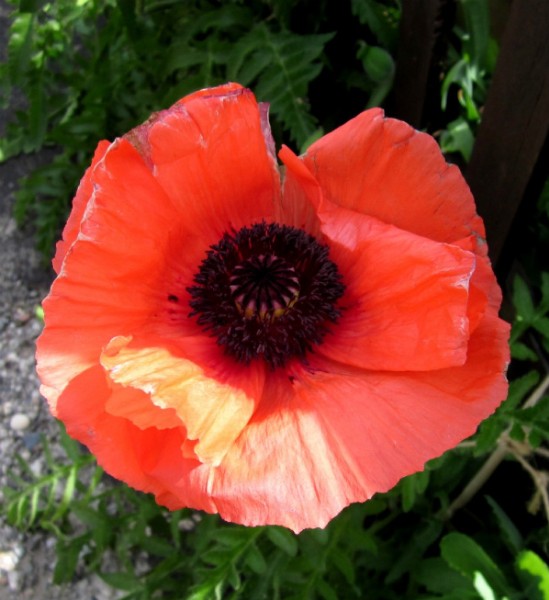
<box><xmin>187</xmin><ymin>222</ymin><xmax>345</xmax><ymax>368</ymax></box>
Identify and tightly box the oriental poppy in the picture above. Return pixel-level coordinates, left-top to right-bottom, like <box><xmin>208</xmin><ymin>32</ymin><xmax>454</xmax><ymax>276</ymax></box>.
<box><xmin>36</xmin><ymin>83</ymin><xmax>509</xmax><ymax>532</ymax></box>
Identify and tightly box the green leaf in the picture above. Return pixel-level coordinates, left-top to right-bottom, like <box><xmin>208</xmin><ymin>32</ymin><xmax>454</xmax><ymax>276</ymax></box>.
<box><xmin>386</xmin><ymin>520</ymin><xmax>442</xmax><ymax>583</ymax></box>
<box><xmin>100</xmin><ymin>571</ymin><xmax>142</xmax><ymax>591</ymax></box>
<box><xmin>245</xmin><ymin>543</ymin><xmax>267</xmax><ymax>575</ymax></box>
<box><xmin>331</xmin><ymin>547</ymin><xmax>356</xmax><ymax>586</ymax></box>
<box><xmin>180</xmin><ymin>4</ymin><xmax>252</xmax><ymax>40</ymax></box>
<box><xmin>440</xmin><ymin>532</ymin><xmax>509</xmax><ymax>596</ymax></box>
<box><xmin>474</xmin><ymin>414</ymin><xmax>506</xmax><ymax>455</ymax></box>
<box><xmin>441</xmin><ymin>58</ymin><xmax>467</xmax><ymax>111</ymax></box>
<box><xmin>186</xmin><ymin>583</ymin><xmax>215</xmax><ymax>600</ymax></box>
<box><xmin>162</xmin><ymin>44</ymin><xmax>212</xmax><ymax>77</ymax></box>
<box><xmin>357</xmin><ymin>43</ymin><xmax>395</xmax><ymax>83</ymax></box>
<box><xmin>511</xmin><ymin>396</ymin><xmax>549</xmax><ymax>447</ymax></box>
<box><xmin>485</xmin><ymin>496</ymin><xmax>523</xmax><ymax>554</ymax></box>
<box><xmin>533</xmin><ymin>316</ymin><xmax>549</xmax><ymax>338</ymax></box>
<box><xmin>7</xmin><ymin>13</ymin><xmax>35</xmax><ymax>86</ymax></box>
<box><xmin>70</xmin><ymin>504</ymin><xmax>111</xmax><ymax>548</ymax></box>
<box><xmin>440</xmin><ymin>117</ymin><xmax>475</xmax><ymax>162</ymax></box>
<box><xmin>71</xmin><ymin>502</ymin><xmax>110</xmax><ymax>530</ymax></box>
<box><xmin>504</xmin><ymin>371</ymin><xmax>540</xmax><ymax>412</ymax></box>
<box><xmin>355</xmin><ymin>41</ymin><xmax>395</xmax><ymax>107</ymax></box>
<box><xmin>516</xmin><ymin>550</ymin><xmax>549</xmax><ymax>600</ymax></box>
<box><xmin>215</xmin><ymin>527</ymin><xmax>249</xmax><ymax>548</ymax></box>
<box><xmin>317</xmin><ymin>578</ymin><xmax>339</xmax><ymax>600</ymax></box>
<box><xmin>62</xmin><ymin>466</ymin><xmax>78</xmax><ymax>505</ymax></box>
<box><xmin>509</xmin><ymin>421</ymin><xmax>526</xmax><ymax>442</ymax></box>
<box><xmin>401</xmin><ymin>469</ymin><xmax>430</xmax><ymax>512</ymax></box>
<box><xmin>227</xmin><ymin>561</ymin><xmax>241</xmax><ymax>591</ymax></box>
<box><xmin>58</xmin><ymin>422</ymin><xmax>83</xmax><ymax>461</ymax></box>
<box><xmin>34</xmin><ymin>304</ymin><xmax>45</xmax><ymax>321</ymax></box>
<box><xmin>28</xmin><ymin>486</ymin><xmax>40</xmax><ymax>527</ymax></box>
<box><xmin>0</xmin><ymin>134</ymin><xmax>26</xmax><ymax>162</ymax></box>
<box><xmin>53</xmin><ymin>536</ymin><xmax>88</xmax><ymax>584</ymax></box>
<box><xmin>511</xmin><ymin>341</ymin><xmax>539</xmax><ymax>362</ymax></box>
<box><xmin>266</xmin><ymin>526</ymin><xmax>298</xmax><ymax>557</ymax></box>
<box><xmin>202</xmin><ymin>549</ymin><xmax>230</xmax><ymax>567</ymax></box>
<box><xmin>414</xmin><ymin>557</ymin><xmax>473</xmax><ymax>595</ymax></box>
<box><xmin>139</xmin><ymin>535</ymin><xmax>175</xmax><ymax>557</ymax></box>
<box><xmin>540</xmin><ymin>273</ymin><xmax>549</xmax><ymax>313</ymax></box>
<box><xmin>351</xmin><ymin>0</ymin><xmax>400</xmax><ymax>49</ymax></box>
<box><xmin>513</xmin><ymin>275</ymin><xmax>536</xmax><ymax>324</ymax></box>
<box><xmin>461</xmin><ymin>0</ymin><xmax>491</xmax><ymax>69</ymax></box>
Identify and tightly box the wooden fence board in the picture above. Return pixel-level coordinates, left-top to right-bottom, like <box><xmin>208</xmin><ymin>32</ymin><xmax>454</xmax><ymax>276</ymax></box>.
<box><xmin>466</xmin><ymin>0</ymin><xmax>549</xmax><ymax>264</ymax></box>
<box><xmin>392</xmin><ymin>0</ymin><xmax>452</xmax><ymax>127</ymax></box>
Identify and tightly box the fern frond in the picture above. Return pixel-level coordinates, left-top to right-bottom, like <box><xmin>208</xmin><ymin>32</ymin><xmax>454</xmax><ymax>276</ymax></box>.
<box><xmin>229</xmin><ymin>24</ymin><xmax>334</xmax><ymax>148</ymax></box>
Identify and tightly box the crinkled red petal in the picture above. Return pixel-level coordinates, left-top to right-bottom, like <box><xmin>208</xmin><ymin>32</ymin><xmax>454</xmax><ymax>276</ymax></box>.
<box><xmin>211</xmin><ymin>311</ymin><xmax>509</xmax><ymax>532</ymax></box>
<box><xmin>52</xmin><ymin>140</ymin><xmax>110</xmax><ymax>274</ymax></box>
<box><xmin>281</xmin><ymin>146</ymin><xmax>477</xmax><ymax>371</ymax></box>
<box><xmin>302</xmin><ymin>108</ymin><xmax>485</xmax><ymax>245</ymax></box>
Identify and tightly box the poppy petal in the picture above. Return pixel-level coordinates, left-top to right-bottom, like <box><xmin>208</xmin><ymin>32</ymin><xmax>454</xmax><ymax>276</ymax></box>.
<box><xmin>42</xmin><ymin>83</ymin><xmax>284</xmax><ymax>410</ymax></box>
<box><xmin>213</xmin><ymin>311</ymin><xmax>509</xmax><ymax>532</ymax></box>
<box><xmin>36</xmin><ymin>138</ymin><xmax>179</xmax><ymax>410</ymax></box>
<box><xmin>129</xmin><ymin>84</ymin><xmax>281</xmax><ymax>247</ymax></box>
<box><xmin>52</xmin><ymin>140</ymin><xmax>110</xmax><ymax>274</ymax></box>
<box><xmin>100</xmin><ymin>335</ymin><xmax>262</xmax><ymax>466</ymax></box>
<box><xmin>453</xmin><ymin>235</ymin><xmax>499</xmax><ymax>335</ymax></box>
<box><xmin>55</xmin><ymin>365</ymin><xmax>217</xmax><ymax>512</ymax></box>
<box><xmin>211</xmin><ymin>371</ymin><xmax>356</xmax><ymax>531</ymax></box>
<box><xmin>319</xmin><ymin>212</ymin><xmax>476</xmax><ymax>370</ymax></box>
<box><xmin>301</xmin><ymin>108</ymin><xmax>485</xmax><ymax>244</ymax></box>
<box><xmin>281</xmin><ymin>147</ymin><xmax>476</xmax><ymax>371</ymax></box>
<box><xmin>104</xmin><ymin>382</ymin><xmax>181</xmax><ymax>430</ymax></box>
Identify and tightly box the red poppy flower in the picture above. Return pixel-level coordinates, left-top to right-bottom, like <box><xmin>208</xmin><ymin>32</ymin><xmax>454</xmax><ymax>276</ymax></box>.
<box><xmin>36</xmin><ymin>83</ymin><xmax>509</xmax><ymax>532</ymax></box>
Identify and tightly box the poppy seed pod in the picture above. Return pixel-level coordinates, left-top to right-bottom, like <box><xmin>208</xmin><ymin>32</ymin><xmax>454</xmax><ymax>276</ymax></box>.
<box><xmin>36</xmin><ymin>83</ymin><xmax>509</xmax><ymax>532</ymax></box>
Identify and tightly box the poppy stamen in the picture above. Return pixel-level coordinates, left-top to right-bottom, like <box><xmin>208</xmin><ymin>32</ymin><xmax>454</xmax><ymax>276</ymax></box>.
<box><xmin>230</xmin><ymin>254</ymin><xmax>300</xmax><ymax>319</ymax></box>
<box><xmin>188</xmin><ymin>222</ymin><xmax>345</xmax><ymax>367</ymax></box>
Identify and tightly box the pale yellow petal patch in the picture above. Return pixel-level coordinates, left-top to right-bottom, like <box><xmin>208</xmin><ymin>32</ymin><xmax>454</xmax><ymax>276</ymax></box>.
<box><xmin>100</xmin><ymin>336</ymin><xmax>257</xmax><ymax>466</ymax></box>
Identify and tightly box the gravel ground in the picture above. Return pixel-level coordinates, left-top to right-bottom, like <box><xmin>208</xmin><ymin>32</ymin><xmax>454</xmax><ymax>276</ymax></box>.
<box><xmin>0</xmin><ymin>5</ymin><xmax>119</xmax><ymax>594</ymax></box>
<box><xmin>0</xmin><ymin>153</ymin><xmax>121</xmax><ymax>599</ymax></box>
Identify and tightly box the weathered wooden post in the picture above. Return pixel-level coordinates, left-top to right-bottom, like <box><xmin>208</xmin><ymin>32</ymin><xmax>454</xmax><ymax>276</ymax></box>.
<box><xmin>465</xmin><ymin>0</ymin><xmax>549</xmax><ymax>267</ymax></box>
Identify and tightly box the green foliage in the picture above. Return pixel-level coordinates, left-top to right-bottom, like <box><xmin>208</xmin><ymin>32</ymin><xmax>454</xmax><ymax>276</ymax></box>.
<box><xmin>227</xmin><ymin>24</ymin><xmax>334</xmax><ymax>150</ymax></box>
<box><xmin>517</xmin><ymin>550</ymin><xmax>549</xmax><ymax>599</ymax></box>
<box><xmin>436</xmin><ymin>530</ymin><xmax>549</xmax><ymax>600</ymax></box>
<box><xmin>511</xmin><ymin>273</ymin><xmax>549</xmax><ymax>354</ymax></box>
<box><xmin>351</xmin><ymin>0</ymin><xmax>400</xmax><ymax>108</ymax></box>
<box><xmin>439</xmin><ymin>116</ymin><xmax>475</xmax><ymax>162</ymax></box>
<box><xmin>351</xmin><ymin>0</ymin><xmax>401</xmax><ymax>50</ymax></box>
<box><xmin>439</xmin><ymin>0</ymin><xmax>499</xmax><ymax>161</ymax></box>
<box><xmin>356</xmin><ymin>41</ymin><xmax>395</xmax><ymax>108</ymax></box>
<box><xmin>440</xmin><ymin>532</ymin><xmax>508</xmax><ymax>597</ymax></box>
<box><xmin>3</xmin><ymin>425</ymin><xmax>98</xmax><ymax>534</ymax></box>
<box><xmin>441</xmin><ymin>0</ymin><xmax>494</xmax><ymax>121</ymax></box>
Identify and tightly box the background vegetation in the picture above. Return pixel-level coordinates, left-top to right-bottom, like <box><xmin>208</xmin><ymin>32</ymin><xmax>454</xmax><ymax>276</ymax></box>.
<box><xmin>1</xmin><ymin>0</ymin><xmax>549</xmax><ymax>598</ymax></box>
